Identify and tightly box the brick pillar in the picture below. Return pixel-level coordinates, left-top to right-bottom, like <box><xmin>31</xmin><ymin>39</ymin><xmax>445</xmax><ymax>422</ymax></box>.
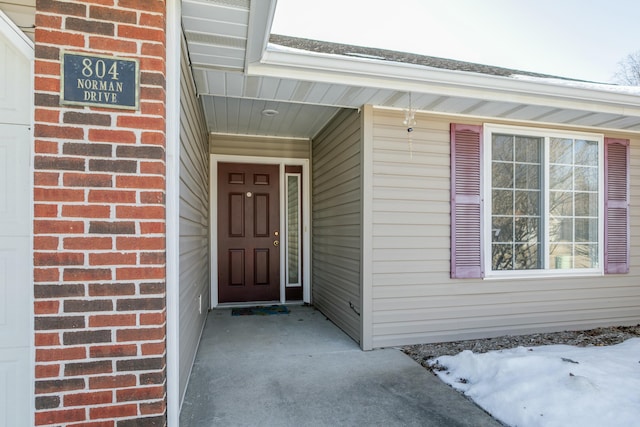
<box><xmin>33</xmin><ymin>1</ymin><xmax>167</xmax><ymax>425</ymax></box>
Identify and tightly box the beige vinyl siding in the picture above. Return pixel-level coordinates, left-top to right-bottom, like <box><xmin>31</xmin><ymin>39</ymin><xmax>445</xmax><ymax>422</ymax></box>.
<box><xmin>178</xmin><ymin>35</ymin><xmax>210</xmax><ymax>400</ymax></box>
<box><xmin>312</xmin><ymin>108</ymin><xmax>362</xmax><ymax>343</ymax></box>
<box><xmin>369</xmin><ymin>107</ymin><xmax>640</xmax><ymax>348</ymax></box>
<box><xmin>210</xmin><ymin>133</ymin><xmax>310</xmax><ymax>158</ymax></box>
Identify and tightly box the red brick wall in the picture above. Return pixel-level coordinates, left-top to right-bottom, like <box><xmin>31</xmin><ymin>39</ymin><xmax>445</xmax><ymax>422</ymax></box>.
<box><xmin>33</xmin><ymin>1</ymin><xmax>167</xmax><ymax>425</ymax></box>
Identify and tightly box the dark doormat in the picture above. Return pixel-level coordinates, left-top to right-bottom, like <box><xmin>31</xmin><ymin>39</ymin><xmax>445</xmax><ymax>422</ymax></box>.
<box><xmin>231</xmin><ymin>305</ymin><xmax>290</xmax><ymax>316</ymax></box>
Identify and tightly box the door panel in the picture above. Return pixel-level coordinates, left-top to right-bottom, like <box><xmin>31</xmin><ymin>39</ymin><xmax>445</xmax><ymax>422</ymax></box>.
<box><xmin>254</xmin><ymin>193</ymin><xmax>269</xmax><ymax>236</ymax></box>
<box><xmin>218</xmin><ymin>163</ymin><xmax>280</xmax><ymax>303</ymax></box>
<box><xmin>229</xmin><ymin>193</ymin><xmax>244</xmax><ymax>236</ymax></box>
<box><xmin>229</xmin><ymin>249</ymin><xmax>245</xmax><ymax>286</ymax></box>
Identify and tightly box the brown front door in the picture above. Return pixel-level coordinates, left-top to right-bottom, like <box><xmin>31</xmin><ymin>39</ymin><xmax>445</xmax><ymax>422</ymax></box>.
<box><xmin>218</xmin><ymin>162</ymin><xmax>280</xmax><ymax>303</ymax></box>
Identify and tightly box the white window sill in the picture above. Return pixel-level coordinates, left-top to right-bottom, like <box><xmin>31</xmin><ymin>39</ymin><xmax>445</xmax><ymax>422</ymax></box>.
<box><xmin>483</xmin><ymin>270</ymin><xmax>604</xmax><ymax>281</ymax></box>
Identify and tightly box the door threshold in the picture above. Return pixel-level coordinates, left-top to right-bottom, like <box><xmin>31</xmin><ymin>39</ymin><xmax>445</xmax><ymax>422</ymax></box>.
<box><xmin>214</xmin><ymin>301</ymin><xmax>305</xmax><ymax>309</ymax></box>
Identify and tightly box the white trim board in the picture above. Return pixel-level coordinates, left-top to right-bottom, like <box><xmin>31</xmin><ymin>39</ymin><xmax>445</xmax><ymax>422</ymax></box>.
<box><xmin>164</xmin><ymin>0</ymin><xmax>181</xmax><ymax>423</ymax></box>
<box><xmin>360</xmin><ymin>105</ymin><xmax>374</xmax><ymax>351</ymax></box>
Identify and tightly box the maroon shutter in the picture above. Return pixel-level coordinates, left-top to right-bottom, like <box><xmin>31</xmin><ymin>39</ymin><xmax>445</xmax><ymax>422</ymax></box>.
<box><xmin>604</xmin><ymin>138</ymin><xmax>630</xmax><ymax>274</ymax></box>
<box><xmin>451</xmin><ymin>124</ymin><xmax>483</xmax><ymax>278</ymax></box>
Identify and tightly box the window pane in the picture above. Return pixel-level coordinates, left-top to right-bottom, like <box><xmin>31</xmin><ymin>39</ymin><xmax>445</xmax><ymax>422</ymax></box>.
<box><xmin>575</xmin><ymin>166</ymin><xmax>598</xmax><ymax>191</ymax></box>
<box><xmin>514</xmin><ymin>217</ymin><xmax>539</xmax><ymax>243</ymax></box>
<box><xmin>575</xmin><ymin>192</ymin><xmax>597</xmax><ymax>217</ymax></box>
<box><xmin>550</xmin><ymin>218</ymin><xmax>573</xmax><ymax>242</ymax></box>
<box><xmin>491</xmin><ymin>133</ymin><xmax>542</xmax><ymax>272</ymax></box>
<box><xmin>492</xmin><ymin>190</ymin><xmax>513</xmax><ymax>215</ymax></box>
<box><xmin>515</xmin><ymin>191</ymin><xmax>540</xmax><ymax>216</ymax></box>
<box><xmin>286</xmin><ymin>175</ymin><xmax>300</xmax><ymax>285</ymax></box>
<box><xmin>492</xmin><ymin>162</ymin><xmax>513</xmax><ymax>188</ymax></box>
<box><xmin>550</xmin><ymin>165</ymin><xmax>573</xmax><ymax>190</ymax></box>
<box><xmin>492</xmin><ymin>244</ymin><xmax>513</xmax><ymax>270</ymax></box>
<box><xmin>550</xmin><ymin>244</ymin><xmax>573</xmax><ymax>269</ymax></box>
<box><xmin>550</xmin><ymin>191</ymin><xmax>573</xmax><ymax>216</ymax></box>
<box><xmin>492</xmin><ymin>217</ymin><xmax>513</xmax><ymax>242</ymax></box>
<box><xmin>515</xmin><ymin>136</ymin><xmax>542</xmax><ymax>163</ymax></box>
<box><xmin>492</xmin><ymin>134</ymin><xmax>513</xmax><ymax>161</ymax></box>
<box><xmin>550</xmin><ymin>138</ymin><xmax>572</xmax><ymax>164</ymax></box>
<box><xmin>575</xmin><ymin>244</ymin><xmax>598</xmax><ymax>268</ymax></box>
<box><xmin>575</xmin><ymin>140</ymin><xmax>598</xmax><ymax>166</ymax></box>
<box><xmin>515</xmin><ymin>164</ymin><xmax>540</xmax><ymax>189</ymax></box>
<box><xmin>514</xmin><ymin>244</ymin><xmax>540</xmax><ymax>269</ymax></box>
<box><xmin>575</xmin><ymin>218</ymin><xmax>597</xmax><ymax>242</ymax></box>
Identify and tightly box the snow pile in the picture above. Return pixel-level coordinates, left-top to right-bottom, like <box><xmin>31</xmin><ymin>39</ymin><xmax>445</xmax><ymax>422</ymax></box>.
<box><xmin>429</xmin><ymin>338</ymin><xmax>640</xmax><ymax>427</ymax></box>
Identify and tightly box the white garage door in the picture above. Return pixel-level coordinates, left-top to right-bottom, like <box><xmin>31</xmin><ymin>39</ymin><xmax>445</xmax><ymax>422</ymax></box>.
<box><xmin>0</xmin><ymin>11</ymin><xmax>33</xmax><ymax>427</ymax></box>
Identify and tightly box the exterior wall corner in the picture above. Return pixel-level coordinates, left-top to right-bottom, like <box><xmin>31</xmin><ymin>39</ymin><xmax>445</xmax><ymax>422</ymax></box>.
<box><xmin>360</xmin><ymin>104</ymin><xmax>374</xmax><ymax>351</ymax></box>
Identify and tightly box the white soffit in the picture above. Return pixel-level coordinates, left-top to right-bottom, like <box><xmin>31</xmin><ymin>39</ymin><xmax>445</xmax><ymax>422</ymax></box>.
<box><xmin>182</xmin><ymin>0</ymin><xmax>250</xmax><ymax>72</ymax></box>
<box><xmin>200</xmin><ymin>95</ymin><xmax>339</xmax><ymax>138</ymax></box>
<box><xmin>256</xmin><ymin>46</ymin><xmax>640</xmax><ymax>120</ymax></box>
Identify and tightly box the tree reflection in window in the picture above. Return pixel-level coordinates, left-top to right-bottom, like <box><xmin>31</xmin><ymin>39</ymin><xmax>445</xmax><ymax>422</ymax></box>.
<box><xmin>286</xmin><ymin>174</ymin><xmax>300</xmax><ymax>285</ymax></box>
<box><xmin>491</xmin><ymin>134</ymin><xmax>542</xmax><ymax>270</ymax></box>
<box><xmin>490</xmin><ymin>133</ymin><xmax>599</xmax><ymax>271</ymax></box>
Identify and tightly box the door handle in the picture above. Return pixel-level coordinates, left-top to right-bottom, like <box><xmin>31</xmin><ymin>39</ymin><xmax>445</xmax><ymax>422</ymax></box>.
<box><xmin>273</xmin><ymin>240</ymin><xmax>279</xmax><ymax>247</ymax></box>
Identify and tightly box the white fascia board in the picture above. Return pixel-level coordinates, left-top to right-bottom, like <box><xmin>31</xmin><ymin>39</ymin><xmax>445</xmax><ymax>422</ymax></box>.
<box><xmin>252</xmin><ymin>48</ymin><xmax>640</xmax><ymax>118</ymax></box>
<box><xmin>245</xmin><ymin>0</ymin><xmax>278</xmax><ymax>66</ymax></box>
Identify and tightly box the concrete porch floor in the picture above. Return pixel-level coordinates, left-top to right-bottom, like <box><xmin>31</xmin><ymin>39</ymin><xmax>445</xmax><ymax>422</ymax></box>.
<box><xmin>179</xmin><ymin>305</ymin><xmax>502</xmax><ymax>426</ymax></box>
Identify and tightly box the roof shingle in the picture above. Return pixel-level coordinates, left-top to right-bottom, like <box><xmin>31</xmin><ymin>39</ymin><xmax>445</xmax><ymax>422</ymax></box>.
<box><xmin>269</xmin><ymin>34</ymin><xmax>587</xmax><ymax>82</ymax></box>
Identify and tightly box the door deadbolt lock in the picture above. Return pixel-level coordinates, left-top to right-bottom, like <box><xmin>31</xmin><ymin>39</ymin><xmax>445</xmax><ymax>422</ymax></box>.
<box><xmin>274</xmin><ymin>231</ymin><xmax>279</xmax><ymax>236</ymax></box>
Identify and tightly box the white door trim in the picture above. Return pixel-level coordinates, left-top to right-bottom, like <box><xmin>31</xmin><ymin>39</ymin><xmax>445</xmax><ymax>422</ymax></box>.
<box><xmin>210</xmin><ymin>154</ymin><xmax>311</xmax><ymax>307</ymax></box>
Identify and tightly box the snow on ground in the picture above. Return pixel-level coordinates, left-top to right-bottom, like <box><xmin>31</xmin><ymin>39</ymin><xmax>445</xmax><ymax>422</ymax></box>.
<box><xmin>429</xmin><ymin>338</ymin><xmax>640</xmax><ymax>427</ymax></box>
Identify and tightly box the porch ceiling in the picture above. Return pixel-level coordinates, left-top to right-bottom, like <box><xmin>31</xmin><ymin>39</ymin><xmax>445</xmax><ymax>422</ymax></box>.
<box><xmin>183</xmin><ymin>0</ymin><xmax>640</xmax><ymax>139</ymax></box>
<box><xmin>182</xmin><ymin>0</ymin><xmax>343</xmax><ymax>139</ymax></box>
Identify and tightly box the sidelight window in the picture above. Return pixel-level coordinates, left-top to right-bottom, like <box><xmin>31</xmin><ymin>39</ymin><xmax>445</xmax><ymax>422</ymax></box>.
<box><xmin>285</xmin><ymin>173</ymin><xmax>302</xmax><ymax>286</ymax></box>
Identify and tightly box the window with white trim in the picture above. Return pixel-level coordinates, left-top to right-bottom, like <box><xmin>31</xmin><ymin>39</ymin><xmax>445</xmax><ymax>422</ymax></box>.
<box><xmin>484</xmin><ymin>125</ymin><xmax>604</xmax><ymax>276</ymax></box>
<box><xmin>451</xmin><ymin>123</ymin><xmax>630</xmax><ymax>279</ymax></box>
